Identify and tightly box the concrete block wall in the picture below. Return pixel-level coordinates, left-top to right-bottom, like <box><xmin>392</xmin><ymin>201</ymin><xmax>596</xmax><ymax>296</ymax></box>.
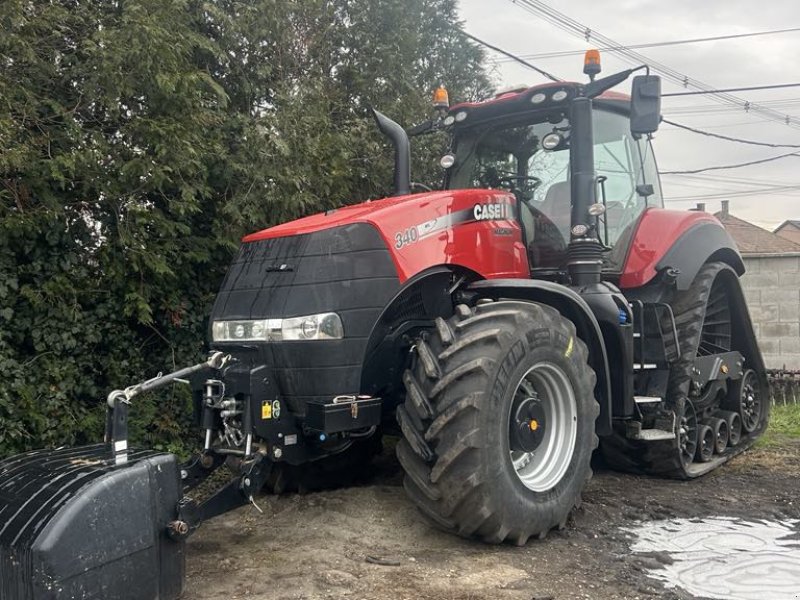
<box><xmin>740</xmin><ymin>256</ymin><xmax>800</xmax><ymax>369</ymax></box>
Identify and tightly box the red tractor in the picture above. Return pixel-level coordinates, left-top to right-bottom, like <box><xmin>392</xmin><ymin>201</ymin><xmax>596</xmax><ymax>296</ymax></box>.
<box><xmin>0</xmin><ymin>54</ymin><xmax>767</xmax><ymax>599</ymax></box>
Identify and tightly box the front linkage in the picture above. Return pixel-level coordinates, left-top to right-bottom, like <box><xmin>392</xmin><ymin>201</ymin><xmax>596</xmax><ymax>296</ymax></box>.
<box><xmin>106</xmin><ymin>350</ymin><xmax>383</xmax><ymax>541</ymax></box>
<box><xmin>103</xmin><ymin>351</ymin><xmax>275</xmax><ymax>541</ymax></box>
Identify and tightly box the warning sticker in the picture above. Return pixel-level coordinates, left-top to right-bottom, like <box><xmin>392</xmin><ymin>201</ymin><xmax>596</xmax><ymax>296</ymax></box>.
<box><xmin>261</xmin><ymin>401</ymin><xmax>272</xmax><ymax>420</ymax></box>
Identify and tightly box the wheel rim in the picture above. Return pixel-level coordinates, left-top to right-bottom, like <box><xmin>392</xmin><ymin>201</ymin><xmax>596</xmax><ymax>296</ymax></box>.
<box><xmin>740</xmin><ymin>370</ymin><xmax>762</xmax><ymax>433</ymax></box>
<box><xmin>509</xmin><ymin>362</ymin><xmax>578</xmax><ymax>493</ymax></box>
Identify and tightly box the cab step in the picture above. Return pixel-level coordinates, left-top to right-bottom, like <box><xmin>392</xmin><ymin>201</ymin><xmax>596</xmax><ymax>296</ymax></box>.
<box><xmin>634</xmin><ymin>396</ymin><xmax>662</xmax><ymax>404</ymax></box>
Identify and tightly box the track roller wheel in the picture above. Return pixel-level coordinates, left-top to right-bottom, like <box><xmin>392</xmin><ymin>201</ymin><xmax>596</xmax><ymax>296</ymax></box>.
<box><xmin>696</xmin><ymin>425</ymin><xmax>714</xmax><ymax>462</ymax></box>
<box><xmin>729</xmin><ymin>369</ymin><xmax>764</xmax><ymax>434</ymax></box>
<box><xmin>703</xmin><ymin>417</ymin><xmax>729</xmax><ymax>454</ymax></box>
<box><xmin>396</xmin><ymin>300</ymin><xmax>598</xmax><ymax>544</ymax></box>
<box><xmin>715</xmin><ymin>410</ymin><xmax>742</xmax><ymax>446</ymax></box>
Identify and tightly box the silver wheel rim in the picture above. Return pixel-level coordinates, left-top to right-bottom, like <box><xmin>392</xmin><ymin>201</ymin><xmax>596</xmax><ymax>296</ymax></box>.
<box><xmin>509</xmin><ymin>362</ymin><xmax>578</xmax><ymax>492</ymax></box>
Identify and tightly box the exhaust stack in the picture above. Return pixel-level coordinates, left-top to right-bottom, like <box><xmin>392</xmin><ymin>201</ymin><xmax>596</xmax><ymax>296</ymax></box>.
<box><xmin>371</xmin><ymin>109</ymin><xmax>411</xmax><ymax>196</ymax></box>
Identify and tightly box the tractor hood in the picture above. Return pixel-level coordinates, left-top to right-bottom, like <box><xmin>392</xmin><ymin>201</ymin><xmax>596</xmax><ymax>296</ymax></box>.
<box><xmin>243</xmin><ymin>190</ymin><xmax>452</xmax><ymax>242</ymax></box>
<box><xmin>240</xmin><ymin>188</ymin><xmax>528</xmax><ymax>282</ymax></box>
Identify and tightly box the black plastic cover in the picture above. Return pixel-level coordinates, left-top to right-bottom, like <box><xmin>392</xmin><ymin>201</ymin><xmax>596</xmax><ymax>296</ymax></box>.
<box><xmin>210</xmin><ymin>223</ymin><xmax>400</xmax><ymax>414</ymax></box>
<box><xmin>0</xmin><ymin>445</ymin><xmax>184</xmax><ymax>600</ymax></box>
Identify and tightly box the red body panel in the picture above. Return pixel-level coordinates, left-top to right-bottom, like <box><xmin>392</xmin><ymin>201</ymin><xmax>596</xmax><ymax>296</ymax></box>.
<box><xmin>620</xmin><ymin>208</ymin><xmax>722</xmax><ymax>289</ymax></box>
<box><xmin>448</xmin><ymin>83</ymin><xmax>630</xmax><ymax>112</ymax></box>
<box><xmin>244</xmin><ymin>189</ymin><xmax>530</xmax><ymax>283</ymax></box>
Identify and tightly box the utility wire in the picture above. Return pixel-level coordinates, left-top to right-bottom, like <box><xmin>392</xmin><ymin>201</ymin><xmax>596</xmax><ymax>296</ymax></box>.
<box><xmin>664</xmin><ymin>185</ymin><xmax>800</xmax><ymax>201</ymax></box>
<box><xmin>459</xmin><ymin>26</ymin><xmax>800</xmax><ymax>175</ymax></box>
<box><xmin>506</xmin><ymin>0</ymin><xmax>800</xmax><ymax>129</ymax></box>
<box><xmin>462</xmin><ymin>29</ymin><xmax>800</xmax><ymax>150</ymax></box>
<box><xmin>461</xmin><ymin>30</ymin><xmax>560</xmax><ymax>82</ymax></box>
<box><xmin>672</xmin><ymin>172</ymin><xmax>800</xmax><ymax>186</ymax></box>
<box><xmin>663</xmin><ymin>83</ymin><xmax>800</xmax><ymax>96</ymax></box>
<box><xmin>488</xmin><ymin>26</ymin><xmax>800</xmax><ymax>62</ymax></box>
<box><xmin>661</xmin><ymin>152</ymin><xmax>800</xmax><ymax>174</ymax></box>
<box><xmin>664</xmin><ymin>172</ymin><xmax>800</xmax><ymax>187</ymax></box>
<box><xmin>662</xmin><ymin>119</ymin><xmax>800</xmax><ymax>148</ymax></box>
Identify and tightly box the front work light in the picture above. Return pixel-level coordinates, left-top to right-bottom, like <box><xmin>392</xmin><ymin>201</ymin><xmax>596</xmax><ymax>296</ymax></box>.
<box><xmin>212</xmin><ymin>313</ymin><xmax>344</xmax><ymax>342</ymax></box>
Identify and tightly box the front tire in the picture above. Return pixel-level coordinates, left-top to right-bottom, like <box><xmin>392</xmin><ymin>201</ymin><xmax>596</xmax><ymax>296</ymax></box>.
<box><xmin>396</xmin><ymin>300</ymin><xmax>598</xmax><ymax>545</ymax></box>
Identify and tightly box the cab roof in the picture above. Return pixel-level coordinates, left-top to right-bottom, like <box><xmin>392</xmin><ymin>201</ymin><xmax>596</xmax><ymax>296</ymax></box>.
<box><xmin>447</xmin><ymin>81</ymin><xmax>630</xmax><ymax>127</ymax></box>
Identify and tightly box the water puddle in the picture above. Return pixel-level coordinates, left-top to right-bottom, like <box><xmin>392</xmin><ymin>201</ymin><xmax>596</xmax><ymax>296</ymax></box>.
<box><xmin>626</xmin><ymin>516</ymin><xmax>800</xmax><ymax>600</ymax></box>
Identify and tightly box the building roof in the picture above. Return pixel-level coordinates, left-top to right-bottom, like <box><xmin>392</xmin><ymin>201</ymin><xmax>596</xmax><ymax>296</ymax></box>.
<box><xmin>714</xmin><ymin>210</ymin><xmax>800</xmax><ymax>255</ymax></box>
<box><xmin>774</xmin><ymin>219</ymin><xmax>800</xmax><ymax>233</ymax></box>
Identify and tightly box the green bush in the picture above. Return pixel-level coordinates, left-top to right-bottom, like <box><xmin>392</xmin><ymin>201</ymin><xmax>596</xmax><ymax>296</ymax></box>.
<box><xmin>0</xmin><ymin>0</ymin><xmax>490</xmax><ymax>457</ymax></box>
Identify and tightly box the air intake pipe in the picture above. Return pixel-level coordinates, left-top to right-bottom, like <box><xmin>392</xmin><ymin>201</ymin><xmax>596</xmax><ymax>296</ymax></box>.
<box><xmin>371</xmin><ymin>108</ymin><xmax>411</xmax><ymax>196</ymax></box>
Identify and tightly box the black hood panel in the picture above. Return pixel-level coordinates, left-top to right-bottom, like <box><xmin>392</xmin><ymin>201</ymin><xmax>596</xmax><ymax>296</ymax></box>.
<box><xmin>210</xmin><ymin>223</ymin><xmax>400</xmax><ymax>411</ymax></box>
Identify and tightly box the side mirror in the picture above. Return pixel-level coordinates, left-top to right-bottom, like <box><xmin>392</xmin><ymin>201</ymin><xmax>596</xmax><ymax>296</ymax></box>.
<box><xmin>630</xmin><ymin>75</ymin><xmax>661</xmax><ymax>136</ymax></box>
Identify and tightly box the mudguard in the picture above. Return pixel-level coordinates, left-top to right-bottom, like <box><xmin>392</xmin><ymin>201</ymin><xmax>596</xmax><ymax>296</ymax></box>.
<box><xmin>468</xmin><ymin>279</ymin><xmax>614</xmax><ymax>436</ymax></box>
<box><xmin>0</xmin><ymin>445</ymin><xmax>184</xmax><ymax>600</ymax></box>
<box><xmin>620</xmin><ymin>209</ymin><xmax>744</xmax><ymax>290</ymax></box>
<box><xmin>655</xmin><ymin>222</ymin><xmax>745</xmax><ymax>290</ymax></box>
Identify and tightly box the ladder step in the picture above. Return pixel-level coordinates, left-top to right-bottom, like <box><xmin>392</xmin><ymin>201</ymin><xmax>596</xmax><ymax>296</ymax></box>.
<box><xmin>634</xmin><ymin>396</ymin><xmax>662</xmax><ymax>404</ymax></box>
<box><xmin>635</xmin><ymin>429</ymin><xmax>676</xmax><ymax>441</ymax></box>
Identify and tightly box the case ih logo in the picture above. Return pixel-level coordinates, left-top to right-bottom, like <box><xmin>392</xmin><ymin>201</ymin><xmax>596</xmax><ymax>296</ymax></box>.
<box><xmin>473</xmin><ymin>203</ymin><xmax>511</xmax><ymax>221</ymax></box>
<box><xmin>395</xmin><ymin>202</ymin><xmax>515</xmax><ymax>249</ymax></box>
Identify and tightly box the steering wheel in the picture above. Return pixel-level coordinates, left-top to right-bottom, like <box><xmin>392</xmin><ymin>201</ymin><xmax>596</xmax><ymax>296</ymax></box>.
<box><xmin>496</xmin><ymin>172</ymin><xmax>543</xmax><ymax>190</ymax></box>
<box><xmin>492</xmin><ymin>171</ymin><xmax>543</xmax><ymax>204</ymax></box>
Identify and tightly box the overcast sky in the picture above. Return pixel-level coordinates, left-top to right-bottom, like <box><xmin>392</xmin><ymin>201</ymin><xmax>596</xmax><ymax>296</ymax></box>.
<box><xmin>458</xmin><ymin>0</ymin><xmax>799</xmax><ymax>229</ymax></box>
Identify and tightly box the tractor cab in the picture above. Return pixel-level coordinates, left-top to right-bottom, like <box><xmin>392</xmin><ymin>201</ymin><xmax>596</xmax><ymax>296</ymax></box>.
<box><xmin>442</xmin><ymin>83</ymin><xmax>663</xmax><ymax>277</ymax></box>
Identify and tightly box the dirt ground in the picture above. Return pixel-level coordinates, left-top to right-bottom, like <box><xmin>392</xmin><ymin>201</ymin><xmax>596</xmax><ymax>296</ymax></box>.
<box><xmin>183</xmin><ymin>438</ymin><xmax>800</xmax><ymax>600</ymax></box>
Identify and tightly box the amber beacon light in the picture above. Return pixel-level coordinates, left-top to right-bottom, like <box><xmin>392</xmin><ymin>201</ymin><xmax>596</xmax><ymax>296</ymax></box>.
<box><xmin>583</xmin><ymin>49</ymin><xmax>601</xmax><ymax>80</ymax></box>
<box><xmin>433</xmin><ymin>85</ymin><xmax>450</xmax><ymax>110</ymax></box>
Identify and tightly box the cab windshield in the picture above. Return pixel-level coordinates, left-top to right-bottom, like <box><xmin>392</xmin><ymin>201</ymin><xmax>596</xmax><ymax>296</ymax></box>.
<box><xmin>446</xmin><ymin>108</ymin><xmax>662</xmax><ymax>271</ymax></box>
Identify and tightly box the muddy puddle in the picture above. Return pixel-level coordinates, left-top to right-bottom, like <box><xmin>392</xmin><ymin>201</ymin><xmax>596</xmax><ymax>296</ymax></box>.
<box><xmin>626</xmin><ymin>516</ymin><xmax>800</xmax><ymax>600</ymax></box>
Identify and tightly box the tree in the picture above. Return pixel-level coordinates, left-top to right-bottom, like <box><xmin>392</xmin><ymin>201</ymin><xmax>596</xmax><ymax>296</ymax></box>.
<box><xmin>0</xmin><ymin>0</ymin><xmax>492</xmax><ymax>456</ymax></box>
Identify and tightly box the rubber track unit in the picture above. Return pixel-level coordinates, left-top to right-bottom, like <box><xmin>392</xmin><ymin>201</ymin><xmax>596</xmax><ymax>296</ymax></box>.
<box><xmin>601</xmin><ymin>262</ymin><xmax>763</xmax><ymax>478</ymax></box>
<box><xmin>397</xmin><ymin>300</ymin><xmax>598</xmax><ymax>545</ymax></box>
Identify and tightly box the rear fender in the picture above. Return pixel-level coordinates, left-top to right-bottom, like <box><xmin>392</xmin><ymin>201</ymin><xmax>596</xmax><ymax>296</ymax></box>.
<box><xmin>656</xmin><ymin>223</ymin><xmax>745</xmax><ymax>291</ymax></box>
<box><xmin>621</xmin><ymin>209</ymin><xmax>744</xmax><ymax>290</ymax></box>
<box><xmin>468</xmin><ymin>279</ymin><xmax>614</xmax><ymax>436</ymax></box>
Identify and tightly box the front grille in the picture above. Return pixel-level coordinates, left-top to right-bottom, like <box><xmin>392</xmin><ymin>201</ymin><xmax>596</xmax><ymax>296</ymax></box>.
<box><xmin>210</xmin><ymin>223</ymin><xmax>400</xmax><ymax>410</ymax></box>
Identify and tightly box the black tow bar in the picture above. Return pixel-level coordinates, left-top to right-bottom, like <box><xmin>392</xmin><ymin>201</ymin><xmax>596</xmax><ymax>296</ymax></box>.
<box><xmin>104</xmin><ymin>351</ymin><xmax>231</xmax><ymax>465</ymax></box>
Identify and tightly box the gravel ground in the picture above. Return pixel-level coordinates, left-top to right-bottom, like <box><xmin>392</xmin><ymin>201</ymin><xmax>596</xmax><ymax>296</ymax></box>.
<box><xmin>183</xmin><ymin>438</ymin><xmax>800</xmax><ymax>600</ymax></box>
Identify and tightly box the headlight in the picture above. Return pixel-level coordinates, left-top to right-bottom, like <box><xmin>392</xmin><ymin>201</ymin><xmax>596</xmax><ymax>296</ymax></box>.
<box><xmin>212</xmin><ymin>313</ymin><xmax>344</xmax><ymax>342</ymax></box>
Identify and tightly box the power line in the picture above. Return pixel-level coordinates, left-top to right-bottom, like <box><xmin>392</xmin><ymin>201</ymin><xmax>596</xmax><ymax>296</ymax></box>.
<box><xmin>506</xmin><ymin>0</ymin><xmax>800</xmax><ymax>129</ymax></box>
<box><xmin>663</xmin><ymin>172</ymin><xmax>800</xmax><ymax>187</ymax></box>
<box><xmin>664</xmin><ymin>102</ymin><xmax>800</xmax><ymax>116</ymax></box>
<box><xmin>664</xmin><ymin>184</ymin><xmax>800</xmax><ymax>201</ymax></box>
<box><xmin>684</xmin><ymin>172</ymin><xmax>798</xmax><ymax>185</ymax></box>
<box><xmin>662</xmin><ymin>119</ymin><xmax>800</xmax><ymax>148</ymax></box>
<box><xmin>461</xmin><ymin>30</ymin><xmax>560</xmax><ymax>82</ymax></box>
<box><xmin>488</xmin><ymin>26</ymin><xmax>800</xmax><ymax>62</ymax></box>
<box><xmin>663</xmin><ymin>83</ymin><xmax>800</xmax><ymax>97</ymax></box>
<box><xmin>661</xmin><ymin>152</ymin><xmax>800</xmax><ymax>174</ymax></box>
<box><xmin>458</xmin><ymin>25</ymin><xmax>800</xmax><ymax>177</ymax></box>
